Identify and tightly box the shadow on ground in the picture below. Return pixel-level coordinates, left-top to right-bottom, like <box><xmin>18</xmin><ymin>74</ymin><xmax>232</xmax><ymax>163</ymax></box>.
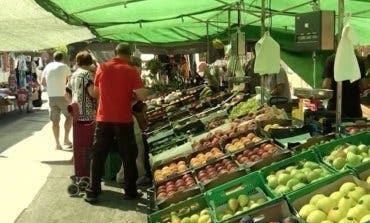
<box><xmin>0</xmin><ymin>109</ymin><xmax>50</xmax><ymax>153</ymax></box>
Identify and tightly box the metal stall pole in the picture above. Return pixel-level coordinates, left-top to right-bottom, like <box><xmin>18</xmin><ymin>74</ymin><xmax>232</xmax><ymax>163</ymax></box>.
<box><xmin>206</xmin><ymin>22</ymin><xmax>210</xmax><ymax>63</ymax></box>
<box><xmin>336</xmin><ymin>0</ymin><xmax>344</xmax><ymax>132</ymax></box>
<box><xmin>260</xmin><ymin>0</ymin><xmax>266</xmax><ymax>105</ymax></box>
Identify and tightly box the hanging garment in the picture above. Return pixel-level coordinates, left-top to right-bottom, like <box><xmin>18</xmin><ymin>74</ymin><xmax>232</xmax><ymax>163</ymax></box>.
<box><xmin>334</xmin><ymin>23</ymin><xmax>361</xmax><ymax>83</ymax></box>
<box><xmin>254</xmin><ymin>32</ymin><xmax>280</xmax><ymax>75</ymax></box>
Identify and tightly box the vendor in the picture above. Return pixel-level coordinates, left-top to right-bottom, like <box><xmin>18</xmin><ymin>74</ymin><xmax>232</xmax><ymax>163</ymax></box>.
<box><xmin>322</xmin><ymin>51</ymin><xmax>368</xmax><ymax>118</ymax></box>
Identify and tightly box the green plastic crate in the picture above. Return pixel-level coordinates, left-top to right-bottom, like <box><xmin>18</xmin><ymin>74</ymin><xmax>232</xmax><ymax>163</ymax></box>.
<box><xmin>204</xmin><ymin>172</ymin><xmax>276</xmax><ymax>223</ymax></box>
<box><xmin>104</xmin><ymin>152</ymin><xmax>122</xmax><ymax>181</ymax></box>
<box><xmin>259</xmin><ymin>150</ymin><xmax>335</xmax><ymax>198</ymax></box>
<box><xmin>149</xmin><ymin>194</ymin><xmax>209</xmax><ymax>223</ymax></box>
<box><xmin>286</xmin><ymin>170</ymin><xmax>364</xmax><ymax>218</ymax></box>
<box><xmin>313</xmin><ymin>131</ymin><xmax>370</xmax><ymax>174</ymax></box>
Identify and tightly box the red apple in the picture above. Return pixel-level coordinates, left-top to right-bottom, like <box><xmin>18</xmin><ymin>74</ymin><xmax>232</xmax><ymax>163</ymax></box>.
<box><xmin>261</xmin><ymin>152</ymin><xmax>270</xmax><ymax>158</ymax></box>
<box><xmin>165</xmin><ymin>181</ymin><xmax>174</xmax><ymax>187</ymax></box>
<box><xmin>257</xmin><ymin>149</ymin><xmax>265</xmax><ymax>156</ymax></box>
<box><xmin>250</xmin><ymin>155</ymin><xmax>260</xmax><ymax>162</ymax></box>
<box><xmin>239</xmin><ymin>156</ymin><xmax>248</xmax><ymax>164</ymax></box>
<box><xmin>157</xmin><ymin>192</ymin><xmax>167</xmax><ymax>199</ymax></box>
<box><xmin>158</xmin><ymin>185</ymin><xmax>166</xmax><ymax>191</ymax></box>
<box><xmin>167</xmin><ymin>191</ymin><xmax>176</xmax><ymax>196</ymax></box>
<box><xmin>198</xmin><ymin>171</ymin><xmax>208</xmax><ymax>179</ymax></box>
<box><xmin>237</xmin><ymin>154</ymin><xmax>244</xmax><ymax>161</ymax></box>
<box><xmin>175</xmin><ymin>179</ymin><xmax>185</xmax><ymax>188</ymax></box>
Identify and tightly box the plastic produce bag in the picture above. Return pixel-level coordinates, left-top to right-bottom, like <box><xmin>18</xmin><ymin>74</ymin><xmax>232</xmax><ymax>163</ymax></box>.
<box><xmin>334</xmin><ymin>23</ymin><xmax>361</xmax><ymax>83</ymax></box>
<box><xmin>254</xmin><ymin>31</ymin><xmax>280</xmax><ymax>75</ymax></box>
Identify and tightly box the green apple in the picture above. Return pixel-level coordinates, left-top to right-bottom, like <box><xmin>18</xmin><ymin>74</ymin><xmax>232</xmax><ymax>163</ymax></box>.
<box><xmin>301</xmin><ymin>167</ymin><xmax>312</xmax><ymax>175</ymax></box>
<box><xmin>338</xmin><ymin>217</ymin><xmax>360</xmax><ymax>223</ymax></box>
<box><xmin>242</xmin><ymin>206</ymin><xmax>249</xmax><ymax>212</ymax></box>
<box><xmin>327</xmin><ymin>206</ymin><xmax>347</xmax><ymax>222</ymax></box>
<box><xmin>347</xmin><ymin>204</ymin><xmax>368</xmax><ymax>221</ymax></box>
<box><xmin>181</xmin><ymin>217</ymin><xmax>191</xmax><ymax>223</ymax></box>
<box><xmin>339</xmin><ymin>182</ymin><xmax>357</xmax><ymax>194</ymax></box>
<box><xmin>310</xmin><ymin>194</ymin><xmax>327</xmax><ymax>206</ymax></box>
<box><xmin>292</xmin><ymin>182</ymin><xmax>306</xmax><ymax>191</ymax></box>
<box><xmin>307</xmin><ymin>170</ymin><xmax>321</xmax><ymax>182</ymax></box>
<box><xmin>190</xmin><ymin>214</ymin><xmax>199</xmax><ymax>223</ymax></box>
<box><xmin>276</xmin><ymin>169</ymin><xmax>289</xmax><ymax>176</ymax></box>
<box><xmin>306</xmin><ymin>210</ymin><xmax>327</xmax><ymax>223</ymax></box>
<box><xmin>290</xmin><ymin>169</ymin><xmax>299</xmax><ymax>176</ymax></box>
<box><xmin>237</xmin><ymin>194</ymin><xmax>250</xmax><ymax>208</ymax></box>
<box><xmin>358</xmin><ymin>144</ymin><xmax>368</xmax><ymax>153</ymax></box>
<box><xmin>278</xmin><ymin>173</ymin><xmax>290</xmax><ymax>185</ymax></box>
<box><xmin>221</xmin><ymin>214</ymin><xmax>233</xmax><ymax>220</ymax></box>
<box><xmin>321</xmin><ymin>220</ymin><xmax>334</xmax><ymax>223</ymax></box>
<box><xmin>346</xmin><ymin>145</ymin><xmax>359</xmax><ymax>154</ymax></box>
<box><xmin>256</xmin><ymin>197</ymin><xmax>266</xmax><ymax>205</ymax></box>
<box><xmin>347</xmin><ymin>187</ymin><xmax>366</xmax><ymax>202</ymax></box>
<box><xmin>299</xmin><ymin>204</ymin><xmax>317</xmax><ymax>219</ymax></box>
<box><xmin>316</xmin><ymin>197</ymin><xmax>336</xmax><ymax>214</ymax></box>
<box><xmin>338</xmin><ymin>196</ymin><xmax>357</xmax><ymax>211</ymax></box>
<box><xmin>330</xmin><ymin>191</ymin><xmax>345</xmax><ymax>202</ymax></box>
<box><xmin>333</xmin><ymin>157</ymin><xmax>346</xmax><ymax>170</ymax></box>
<box><xmin>200</xmin><ymin>209</ymin><xmax>210</xmax><ymax>216</ymax></box>
<box><xmin>267</xmin><ymin>175</ymin><xmax>278</xmax><ymax>189</ymax></box>
<box><xmin>287</xmin><ymin>178</ymin><xmax>300</xmax><ymax>189</ymax></box>
<box><xmin>285</xmin><ymin>165</ymin><xmax>297</xmax><ymax>172</ymax></box>
<box><xmin>228</xmin><ymin>198</ymin><xmax>239</xmax><ymax>213</ymax></box>
<box><xmin>275</xmin><ymin>185</ymin><xmax>290</xmax><ymax>194</ymax></box>
<box><xmin>295</xmin><ymin>172</ymin><xmax>308</xmax><ymax>183</ymax></box>
<box><xmin>304</xmin><ymin>161</ymin><xmax>320</xmax><ymax>170</ymax></box>
<box><xmin>358</xmin><ymin>194</ymin><xmax>370</xmax><ymax>209</ymax></box>
<box><xmin>360</xmin><ymin>214</ymin><xmax>370</xmax><ymax>223</ymax></box>
<box><xmin>346</xmin><ymin>152</ymin><xmax>362</xmax><ymax>167</ymax></box>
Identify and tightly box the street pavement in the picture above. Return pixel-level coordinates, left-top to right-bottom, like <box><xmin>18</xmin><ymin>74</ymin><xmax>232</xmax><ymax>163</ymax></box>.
<box><xmin>0</xmin><ymin>95</ymin><xmax>148</xmax><ymax>223</ymax></box>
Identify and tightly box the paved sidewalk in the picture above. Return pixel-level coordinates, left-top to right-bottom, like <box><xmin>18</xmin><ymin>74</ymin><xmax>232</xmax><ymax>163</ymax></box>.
<box><xmin>0</xmin><ymin>95</ymin><xmax>148</xmax><ymax>223</ymax></box>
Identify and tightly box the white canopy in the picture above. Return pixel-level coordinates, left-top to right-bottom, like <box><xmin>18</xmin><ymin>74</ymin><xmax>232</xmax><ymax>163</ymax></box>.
<box><xmin>0</xmin><ymin>0</ymin><xmax>95</xmax><ymax>51</ymax></box>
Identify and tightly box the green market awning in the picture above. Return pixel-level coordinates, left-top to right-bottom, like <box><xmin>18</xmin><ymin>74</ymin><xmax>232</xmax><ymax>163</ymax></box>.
<box><xmin>35</xmin><ymin>0</ymin><xmax>370</xmax><ymax>45</ymax></box>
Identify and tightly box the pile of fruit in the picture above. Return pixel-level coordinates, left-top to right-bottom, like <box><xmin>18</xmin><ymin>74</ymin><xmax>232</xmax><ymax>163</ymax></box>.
<box><xmin>205</xmin><ymin>117</ymin><xmax>226</xmax><ymax>130</ymax></box>
<box><xmin>154</xmin><ymin>161</ymin><xmax>188</xmax><ymax>183</ymax></box>
<box><xmin>229</xmin><ymin>98</ymin><xmax>260</xmax><ymax>119</ymax></box>
<box><xmin>189</xmin><ymin>148</ymin><xmax>224</xmax><ymax>167</ymax></box>
<box><xmin>156</xmin><ymin>173</ymin><xmax>197</xmax><ymax>201</ymax></box>
<box><xmin>263</xmin><ymin>123</ymin><xmax>286</xmax><ymax>132</ymax></box>
<box><xmin>169</xmin><ymin>208</ymin><xmax>211</xmax><ymax>223</ymax></box>
<box><xmin>265</xmin><ymin>161</ymin><xmax>331</xmax><ymax>195</ymax></box>
<box><xmin>216</xmin><ymin>194</ymin><xmax>267</xmax><ymax>221</ymax></box>
<box><xmin>324</xmin><ymin>143</ymin><xmax>370</xmax><ymax>170</ymax></box>
<box><xmin>345</xmin><ymin>126</ymin><xmax>370</xmax><ymax>135</ymax></box>
<box><xmin>192</xmin><ymin>127</ymin><xmax>238</xmax><ymax>150</ymax></box>
<box><xmin>235</xmin><ymin>142</ymin><xmax>279</xmax><ymax>164</ymax></box>
<box><xmin>196</xmin><ymin>159</ymin><xmax>238</xmax><ymax>183</ymax></box>
<box><xmin>298</xmin><ymin>182</ymin><xmax>370</xmax><ymax>223</ymax></box>
<box><xmin>224</xmin><ymin>132</ymin><xmax>262</xmax><ymax>153</ymax></box>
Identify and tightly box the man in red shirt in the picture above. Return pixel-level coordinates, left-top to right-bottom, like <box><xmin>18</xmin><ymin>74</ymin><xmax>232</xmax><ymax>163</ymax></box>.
<box><xmin>85</xmin><ymin>43</ymin><xmax>147</xmax><ymax>203</ymax></box>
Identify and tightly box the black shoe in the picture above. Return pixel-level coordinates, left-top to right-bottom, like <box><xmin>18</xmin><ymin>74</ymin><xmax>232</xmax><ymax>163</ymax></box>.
<box><xmin>123</xmin><ymin>191</ymin><xmax>143</xmax><ymax>200</ymax></box>
<box><xmin>84</xmin><ymin>189</ymin><xmax>98</xmax><ymax>204</ymax></box>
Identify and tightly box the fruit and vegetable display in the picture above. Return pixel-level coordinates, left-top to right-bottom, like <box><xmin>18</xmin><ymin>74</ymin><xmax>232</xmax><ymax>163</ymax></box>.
<box><xmin>195</xmin><ymin>158</ymin><xmax>239</xmax><ymax>183</ymax></box>
<box><xmin>345</xmin><ymin>126</ymin><xmax>370</xmax><ymax>135</ymax></box>
<box><xmin>156</xmin><ymin>173</ymin><xmax>197</xmax><ymax>201</ymax></box>
<box><xmin>323</xmin><ymin>143</ymin><xmax>370</xmax><ymax>170</ymax></box>
<box><xmin>154</xmin><ymin>160</ymin><xmax>188</xmax><ymax>183</ymax></box>
<box><xmin>224</xmin><ymin>132</ymin><xmax>262</xmax><ymax>153</ymax></box>
<box><xmin>265</xmin><ymin>161</ymin><xmax>331</xmax><ymax>195</ymax></box>
<box><xmin>229</xmin><ymin>98</ymin><xmax>260</xmax><ymax>119</ymax></box>
<box><xmin>298</xmin><ymin>182</ymin><xmax>370</xmax><ymax>223</ymax></box>
<box><xmin>215</xmin><ymin>194</ymin><xmax>268</xmax><ymax>221</ymax></box>
<box><xmin>169</xmin><ymin>208</ymin><xmax>212</xmax><ymax>223</ymax></box>
<box><xmin>190</xmin><ymin>148</ymin><xmax>224</xmax><ymax>168</ymax></box>
<box><xmin>264</xmin><ymin>124</ymin><xmax>287</xmax><ymax>132</ymax></box>
<box><xmin>235</xmin><ymin>142</ymin><xmax>280</xmax><ymax>164</ymax></box>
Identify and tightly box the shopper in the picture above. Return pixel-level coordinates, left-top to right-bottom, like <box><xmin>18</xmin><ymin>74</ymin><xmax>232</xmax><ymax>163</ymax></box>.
<box><xmin>180</xmin><ymin>56</ymin><xmax>190</xmax><ymax>83</ymax></box>
<box><xmin>41</xmin><ymin>51</ymin><xmax>72</xmax><ymax>150</ymax></box>
<box><xmin>68</xmin><ymin>51</ymin><xmax>97</xmax><ymax>121</ymax></box>
<box><xmin>85</xmin><ymin>43</ymin><xmax>147</xmax><ymax>203</ymax></box>
<box><xmin>322</xmin><ymin>52</ymin><xmax>367</xmax><ymax>118</ymax></box>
